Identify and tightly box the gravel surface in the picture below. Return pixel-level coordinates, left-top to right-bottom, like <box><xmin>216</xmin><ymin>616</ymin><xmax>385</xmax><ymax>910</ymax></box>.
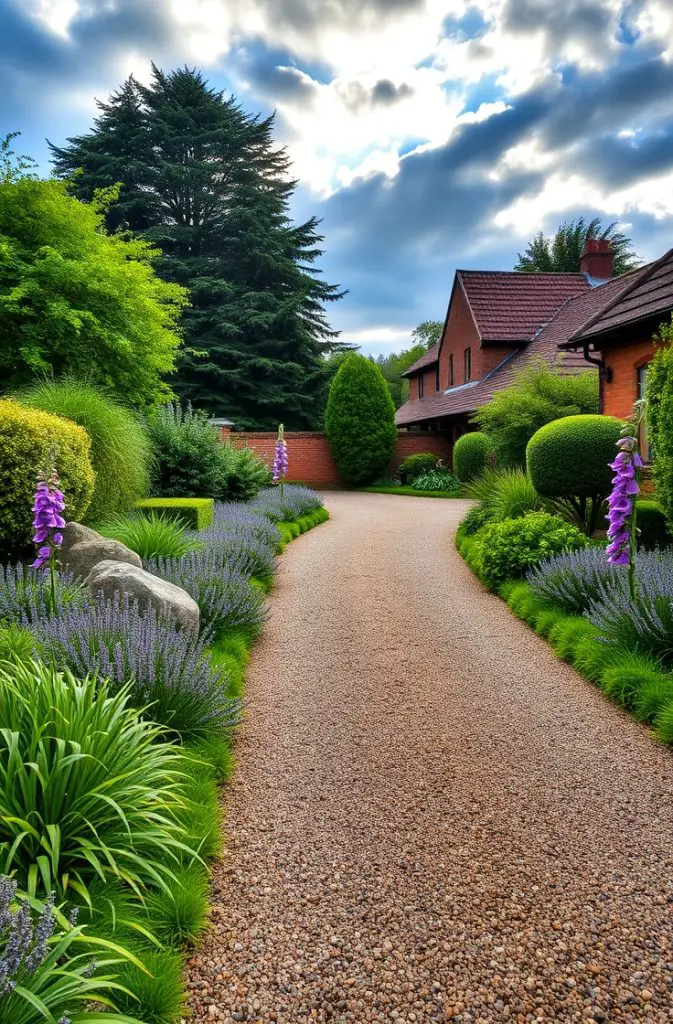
<box><xmin>187</xmin><ymin>493</ymin><xmax>673</xmax><ymax>1024</ymax></box>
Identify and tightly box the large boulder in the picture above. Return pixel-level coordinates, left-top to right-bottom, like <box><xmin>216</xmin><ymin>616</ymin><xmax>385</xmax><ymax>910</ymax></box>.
<box><xmin>88</xmin><ymin>559</ymin><xmax>200</xmax><ymax>633</ymax></box>
<box><xmin>60</xmin><ymin>521</ymin><xmax>141</xmax><ymax>580</ymax></box>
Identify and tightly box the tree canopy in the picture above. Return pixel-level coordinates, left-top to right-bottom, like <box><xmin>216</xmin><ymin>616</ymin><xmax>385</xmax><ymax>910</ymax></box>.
<box><xmin>515</xmin><ymin>217</ymin><xmax>640</xmax><ymax>276</ymax></box>
<box><xmin>471</xmin><ymin>361</ymin><xmax>599</xmax><ymax>467</ymax></box>
<box><xmin>0</xmin><ymin>177</ymin><xmax>186</xmax><ymax>408</ymax></box>
<box><xmin>50</xmin><ymin>65</ymin><xmax>344</xmax><ymax>429</ymax></box>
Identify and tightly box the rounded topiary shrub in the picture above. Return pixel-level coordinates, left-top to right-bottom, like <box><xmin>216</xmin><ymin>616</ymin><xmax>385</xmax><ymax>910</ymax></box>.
<box><xmin>453</xmin><ymin>431</ymin><xmax>493</xmax><ymax>482</ymax></box>
<box><xmin>0</xmin><ymin>399</ymin><xmax>95</xmax><ymax>555</ymax></box>
<box><xmin>526</xmin><ymin>414</ymin><xmax>623</xmax><ymax>533</ymax></box>
<box><xmin>325</xmin><ymin>354</ymin><xmax>397</xmax><ymax>485</ymax></box>
<box><xmin>636</xmin><ymin>500</ymin><xmax>672</xmax><ymax>550</ymax></box>
<box><xmin>398</xmin><ymin>452</ymin><xmax>440</xmax><ymax>484</ymax></box>
<box><xmin>475</xmin><ymin>511</ymin><xmax>587</xmax><ymax>589</ymax></box>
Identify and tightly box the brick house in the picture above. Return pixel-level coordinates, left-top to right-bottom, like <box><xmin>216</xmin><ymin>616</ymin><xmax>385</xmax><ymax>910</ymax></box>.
<box><xmin>395</xmin><ymin>241</ymin><xmax>673</xmax><ymax>450</ymax></box>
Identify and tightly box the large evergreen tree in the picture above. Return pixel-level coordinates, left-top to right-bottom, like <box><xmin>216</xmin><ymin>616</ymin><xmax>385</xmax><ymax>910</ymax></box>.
<box><xmin>50</xmin><ymin>66</ymin><xmax>344</xmax><ymax>429</ymax></box>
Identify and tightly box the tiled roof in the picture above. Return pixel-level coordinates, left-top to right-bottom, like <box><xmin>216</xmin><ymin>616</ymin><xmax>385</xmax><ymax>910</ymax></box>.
<box><xmin>401</xmin><ymin>343</ymin><xmax>440</xmax><ymax>377</ymax></box>
<box><xmin>566</xmin><ymin>248</ymin><xmax>673</xmax><ymax>344</ymax></box>
<box><xmin>458</xmin><ymin>270</ymin><xmax>589</xmax><ymax>342</ymax></box>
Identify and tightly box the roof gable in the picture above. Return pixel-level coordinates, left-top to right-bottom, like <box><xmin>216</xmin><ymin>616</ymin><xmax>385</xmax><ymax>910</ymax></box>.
<box><xmin>401</xmin><ymin>342</ymin><xmax>439</xmax><ymax>377</ymax></box>
<box><xmin>457</xmin><ymin>270</ymin><xmax>589</xmax><ymax>343</ymax></box>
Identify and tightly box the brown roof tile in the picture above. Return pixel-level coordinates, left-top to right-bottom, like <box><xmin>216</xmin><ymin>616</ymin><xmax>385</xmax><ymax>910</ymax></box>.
<box><xmin>401</xmin><ymin>342</ymin><xmax>440</xmax><ymax>377</ymax></box>
<box><xmin>458</xmin><ymin>270</ymin><xmax>589</xmax><ymax>342</ymax></box>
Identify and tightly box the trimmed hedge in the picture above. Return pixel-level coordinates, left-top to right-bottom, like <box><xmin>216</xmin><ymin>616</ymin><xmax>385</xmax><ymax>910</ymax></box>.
<box><xmin>527</xmin><ymin>414</ymin><xmax>623</xmax><ymax>498</ymax></box>
<box><xmin>324</xmin><ymin>354</ymin><xmax>397</xmax><ymax>485</ymax></box>
<box><xmin>453</xmin><ymin>431</ymin><xmax>492</xmax><ymax>482</ymax></box>
<box><xmin>137</xmin><ymin>497</ymin><xmax>215</xmax><ymax>531</ymax></box>
<box><xmin>398</xmin><ymin>452</ymin><xmax>440</xmax><ymax>484</ymax></box>
<box><xmin>0</xmin><ymin>399</ymin><xmax>94</xmax><ymax>554</ymax></box>
<box><xmin>636</xmin><ymin>499</ymin><xmax>671</xmax><ymax>550</ymax></box>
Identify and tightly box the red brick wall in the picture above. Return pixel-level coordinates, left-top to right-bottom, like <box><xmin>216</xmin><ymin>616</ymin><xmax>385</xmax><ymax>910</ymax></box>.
<box><xmin>602</xmin><ymin>338</ymin><xmax>655</xmax><ymax>419</ymax></box>
<box><xmin>438</xmin><ymin>283</ymin><xmax>481</xmax><ymax>388</ymax></box>
<box><xmin>219</xmin><ymin>428</ymin><xmax>452</xmax><ymax>487</ymax></box>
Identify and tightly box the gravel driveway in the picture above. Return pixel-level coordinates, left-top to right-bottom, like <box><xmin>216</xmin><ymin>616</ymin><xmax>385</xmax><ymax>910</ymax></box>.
<box><xmin>187</xmin><ymin>492</ymin><xmax>673</xmax><ymax>1023</ymax></box>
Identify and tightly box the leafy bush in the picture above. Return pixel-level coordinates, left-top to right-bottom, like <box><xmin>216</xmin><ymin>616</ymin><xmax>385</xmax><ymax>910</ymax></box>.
<box><xmin>19</xmin><ymin>379</ymin><xmax>152</xmax><ymax>523</ymax></box>
<box><xmin>0</xmin><ymin>660</ymin><xmax>196</xmax><ymax>899</ymax></box>
<box><xmin>453</xmin><ymin>432</ymin><xmax>493</xmax><ymax>482</ymax></box>
<box><xmin>147</xmin><ymin>554</ymin><xmax>266</xmax><ymax>641</ymax></box>
<box><xmin>527</xmin><ymin>547</ymin><xmax>626</xmax><ymax>614</ymax></box>
<box><xmin>526</xmin><ymin>414</ymin><xmax>624</xmax><ymax>533</ymax></box>
<box><xmin>0</xmin><ymin>624</ymin><xmax>34</xmax><ymax>664</ymax></box>
<box><xmin>471</xmin><ymin>361</ymin><xmax>599</xmax><ymax>467</ymax></box>
<box><xmin>324</xmin><ymin>354</ymin><xmax>397</xmax><ymax>485</ymax></box>
<box><xmin>249</xmin><ymin>485</ymin><xmax>324</xmax><ymax>523</ymax></box>
<box><xmin>145</xmin><ymin>404</ymin><xmax>270</xmax><ymax>501</ymax></box>
<box><xmin>476</xmin><ymin>512</ymin><xmax>587</xmax><ymax>589</ymax></box>
<box><xmin>100</xmin><ymin>512</ymin><xmax>202</xmax><ymax>560</ymax></box>
<box><xmin>459</xmin><ymin>504</ymin><xmax>491</xmax><ymax>535</ymax></box>
<box><xmin>397</xmin><ymin>452</ymin><xmax>440</xmax><ymax>484</ymax></box>
<box><xmin>586</xmin><ymin>552</ymin><xmax>673</xmax><ymax>667</ymax></box>
<box><xmin>0</xmin><ymin>399</ymin><xmax>94</xmax><ymax>555</ymax></box>
<box><xmin>647</xmin><ymin>317</ymin><xmax>673</xmax><ymax>531</ymax></box>
<box><xmin>636</xmin><ymin>499</ymin><xmax>671</xmax><ymax>550</ymax></box>
<box><xmin>34</xmin><ymin>595</ymin><xmax>240</xmax><ymax>739</ymax></box>
<box><xmin>0</xmin><ymin>876</ymin><xmax>143</xmax><ymax>1024</ymax></box>
<box><xmin>411</xmin><ymin>469</ymin><xmax>461</xmax><ymax>493</ymax></box>
<box><xmin>136</xmin><ymin>497</ymin><xmax>214</xmax><ymax>530</ymax></box>
<box><xmin>0</xmin><ymin>562</ymin><xmax>84</xmax><ymax>626</ymax></box>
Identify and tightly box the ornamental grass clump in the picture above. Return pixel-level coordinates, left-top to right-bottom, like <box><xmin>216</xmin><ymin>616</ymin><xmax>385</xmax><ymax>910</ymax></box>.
<box><xmin>100</xmin><ymin>512</ymin><xmax>202</xmax><ymax>560</ymax></box>
<box><xmin>0</xmin><ymin>660</ymin><xmax>196</xmax><ymax>901</ymax></box>
<box><xmin>34</xmin><ymin>594</ymin><xmax>240</xmax><ymax>739</ymax></box>
<box><xmin>0</xmin><ymin>875</ymin><xmax>142</xmax><ymax>1024</ymax></box>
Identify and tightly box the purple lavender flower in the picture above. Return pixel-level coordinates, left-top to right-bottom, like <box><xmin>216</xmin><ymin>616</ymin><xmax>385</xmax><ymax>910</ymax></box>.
<box><xmin>272</xmin><ymin>423</ymin><xmax>289</xmax><ymax>488</ymax></box>
<box><xmin>606</xmin><ymin>430</ymin><xmax>642</xmax><ymax>567</ymax></box>
<box><xmin>0</xmin><ymin>877</ymin><xmax>56</xmax><ymax>994</ymax></box>
<box><xmin>30</xmin><ymin>468</ymin><xmax>65</xmax><ymax>570</ymax></box>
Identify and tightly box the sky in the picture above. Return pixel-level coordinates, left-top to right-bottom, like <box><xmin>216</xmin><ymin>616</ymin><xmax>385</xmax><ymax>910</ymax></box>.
<box><xmin>1</xmin><ymin>0</ymin><xmax>673</xmax><ymax>357</ymax></box>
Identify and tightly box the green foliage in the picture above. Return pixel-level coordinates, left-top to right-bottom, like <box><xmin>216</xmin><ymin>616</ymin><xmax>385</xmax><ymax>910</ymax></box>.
<box><xmin>636</xmin><ymin>500</ymin><xmax>671</xmax><ymax>550</ymax></box>
<box><xmin>0</xmin><ymin>624</ymin><xmax>35</xmax><ymax>664</ymax></box>
<box><xmin>324</xmin><ymin>354</ymin><xmax>397</xmax><ymax>485</ymax></box>
<box><xmin>412</xmin><ymin>320</ymin><xmax>444</xmax><ymax>347</ymax></box>
<box><xmin>99</xmin><ymin>513</ymin><xmax>202</xmax><ymax>560</ymax></box>
<box><xmin>453</xmin><ymin>432</ymin><xmax>493</xmax><ymax>482</ymax></box>
<box><xmin>357</xmin><ymin>485</ymin><xmax>458</xmax><ymax>498</ymax></box>
<box><xmin>0</xmin><ymin>660</ymin><xmax>195</xmax><ymax>900</ymax></box>
<box><xmin>0</xmin><ymin>131</ymin><xmax>38</xmax><ymax>184</ymax></box>
<box><xmin>647</xmin><ymin>319</ymin><xmax>673</xmax><ymax>532</ymax></box>
<box><xmin>467</xmin><ymin>467</ymin><xmax>546</xmax><ymax>521</ymax></box>
<box><xmin>398</xmin><ymin>452</ymin><xmax>440</xmax><ymax>484</ymax></box>
<box><xmin>476</xmin><ymin>512</ymin><xmax>587</xmax><ymax>589</ymax></box>
<box><xmin>51</xmin><ymin>66</ymin><xmax>344</xmax><ymax>429</ymax></box>
<box><xmin>572</xmin><ymin>635</ymin><xmax>621</xmax><ymax>683</ymax></box>
<box><xmin>600</xmin><ymin>654</ymin><xmax>668</xmax><ymax>711</ymax></box>
<box><xmin>472</xmin><ymin>362</ymin><xmax>599</xmax><ymax>467</ymax></box>
<box><xmin>19</xmin><ymin>378</ymin><xmax>152</xmax><ymax>523</ymax></box>
<box><xmin>136</xmin><ymin>498</ymin><xmax>215</xmax><ymax>531</ymax></box>
<box><xmin>145</xmin><ymin>863</ymin><xmax>209</xmax><ymax>946</ymax></box>
<box><xmin>411</xmin><ymin>469</ymin><xmax>461</xmax><ymax>494</ymax></box>
<box><xmin>634</xmin><ymin>673</ymin><xmax>673</xmax><ymax>724</ymax></box>
<box><xmin>0</xmin><ymin>178</ymin><xmax>186</xmax><ymax>408</ymax></box>
<box><xmin>654</xmin><ymin>699</ymin><xmax>673</xmax><ymax>743</ymax></box>
<box><xmin>0</xmin><ymin>399</ymin><xmax>94</xmax><ymax>555</ymax></box>
<box><xmin>220</xmin><ymin>444</ymin><xmax>273</xmax><ymax>501</ymax></box>
<box><xmin>527</xmin><ymin>414</ymin><xmax>624</xmax><ymax>533</ymax></box>
<box><xmin>113</xmin><ymin>948</ymin><xmax>186</xmax><ymax>1024</ymax></box>
<box><xmin>515</xmin><ymin>216</ymin><xmax>640</xmax><ymax>275</ymax></box>
<box><xmin>372</xmin><ymin>344</ymin><xmax>426</xmax><ymax>408</ymax></box>
<box><xmin>547</xmin><ymin>616</ymin><xmax>600</xmax><ymax>663</ymax></box>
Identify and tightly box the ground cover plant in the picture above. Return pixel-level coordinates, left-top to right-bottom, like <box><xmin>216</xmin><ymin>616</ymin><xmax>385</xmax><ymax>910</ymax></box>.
<box><xmin>0</xmin><ymin>475</ymin><xmax>329</xmax><ymax>1023</ymax></box>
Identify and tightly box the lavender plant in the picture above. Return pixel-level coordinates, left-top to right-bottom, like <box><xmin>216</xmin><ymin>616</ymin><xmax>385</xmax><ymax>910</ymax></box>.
<box><xmin>586</xmin><ymin>550</ymin><xmax>673</xmax><ymax>665</ymax></box>
<box><xmin>527</xmin><ymin>547</ymin><xmax>627</xmax><ymax>614</ymax></box>
<box><xmin>0</xmin><ymin>562</ymin><xmax>84</xmax><ymax>627</ymax></box>
<box><xmin>249</xmin><ymin>485</ymin><xmax>323</xmax><ymax>523</ymax></box>
<box><xmin>33</xmin><ymin>594</ymin><xmax>240</xmax><ymax>738</ymax></box>
<box><xmin>0</xmin><ymin>876</ymin><xmax>142</xmax><ymax>1024</ymax></box>
<box><xmin>147</xmin><ymin>553</ymin><xmax>266</xmax><ymax>641</ymax></box>
<box><xmin>192</xmin><ymin>520</ymin><xmax>278</xmax><ymax>583</ymax></box>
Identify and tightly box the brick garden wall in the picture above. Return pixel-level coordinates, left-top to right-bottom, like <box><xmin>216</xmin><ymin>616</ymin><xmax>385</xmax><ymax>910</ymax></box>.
<box><xmin>219</xmin><ymin>428</ymin><xmax>453</xmax><ymax>488</ymax></box>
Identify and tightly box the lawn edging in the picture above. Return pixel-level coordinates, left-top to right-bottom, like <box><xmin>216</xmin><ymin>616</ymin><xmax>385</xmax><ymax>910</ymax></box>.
<box><xmin>357</xmin><ymin>485</ymin><xmax>461</xmax><ymax>498</ymax></box>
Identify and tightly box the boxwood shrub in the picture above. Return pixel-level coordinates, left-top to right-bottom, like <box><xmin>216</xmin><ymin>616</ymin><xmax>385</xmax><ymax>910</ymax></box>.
<box><xmin>453</xmin><ymin>431</ymin><xmax>493</xmax><ymax>482</ymax></box>
<box><xmin>136</xmin><ymin>497</ymin><xmax>215</xmax><ymax>530</ymax></box>
<box><xmin>397</xmin><ymin>452</ymin><xmax>440</xmax><ymax>484</ymax></box>
<box><xmin>636</xmin><ymin>499</ymin><xmax>671</xmax><ymax>550</ymax></box>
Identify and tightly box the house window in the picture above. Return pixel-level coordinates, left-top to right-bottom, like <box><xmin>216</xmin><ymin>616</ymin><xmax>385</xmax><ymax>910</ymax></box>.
<box><xmin>435</xmin><ymin>364</ymin><xmax>440</xmax><ymax>392</ymax></box>
<box><xmin>418</xmin><ymin>374</ymin><xmax>424</xmax><ymax>399</ymax></box>
<box><xmin>638</xmin><ymin>363</ymin><xmax>651</xmax><ymax>461</ymax></box>
<box><xmin>448</xmin><ymin>354</ymin><xmax>454</xmax><ymax>387</ymax></box>
<box><xmin>464</xmin><ymin>347</ymin><xmax>472</xmax><ymax>383</ymax></box>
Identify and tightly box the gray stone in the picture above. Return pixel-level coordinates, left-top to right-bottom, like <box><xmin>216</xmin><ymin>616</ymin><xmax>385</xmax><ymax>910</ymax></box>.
<box><xmin>87</xmin><ymin>559</ymin><xmax>200</xmax><ymax>632</ymax></box>
<box><xmin>60</xmin><ymin>522</ymin><xmax>142</xmax><ymax>580</ymax></box>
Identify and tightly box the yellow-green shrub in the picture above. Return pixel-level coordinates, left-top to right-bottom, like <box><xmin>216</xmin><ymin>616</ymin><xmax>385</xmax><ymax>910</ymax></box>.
<box><xmin>0</xmin><ymin>399</ymin><xmax>94</xmax><ymax>553</ymax></box>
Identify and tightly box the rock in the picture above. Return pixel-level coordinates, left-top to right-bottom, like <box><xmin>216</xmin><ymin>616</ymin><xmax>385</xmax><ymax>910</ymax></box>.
<box><xmin>61</xmin><ymin>522</ymin><xmax>142</xmax><ymax>579</ymax></box>
<box><xmin>88</xmin><ymin>559</ymin><xmax>200</xmax><ymax>632</ymax></box>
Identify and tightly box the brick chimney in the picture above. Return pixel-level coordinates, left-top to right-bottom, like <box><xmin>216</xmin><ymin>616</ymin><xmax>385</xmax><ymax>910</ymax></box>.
<box><xmin>580</xmin><ymin>238</ymin><xmax>613</xmax><ymax>280</ymax></box>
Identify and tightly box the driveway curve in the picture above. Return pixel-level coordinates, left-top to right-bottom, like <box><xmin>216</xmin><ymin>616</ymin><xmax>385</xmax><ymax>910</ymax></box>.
<box><xmin>188</xmin><ymin>492</ymin><xmax>673</xmax><ymax>1024</ymax></box>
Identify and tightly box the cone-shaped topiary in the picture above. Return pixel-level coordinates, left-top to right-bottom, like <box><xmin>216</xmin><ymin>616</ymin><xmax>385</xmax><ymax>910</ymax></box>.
<box><xmin>453</xmin><ymin>431</ymin><xmax>493</xmax><ymax>482</ymax></box>
<box><xmin>526</xmin><ymin>414</ymin><xmax>624</xmax><ymax>533</ymax></box>
<box><xmin>325</xmin><ymin>354</ymin><xmax>397</xmax><ymax>485</ymax></box>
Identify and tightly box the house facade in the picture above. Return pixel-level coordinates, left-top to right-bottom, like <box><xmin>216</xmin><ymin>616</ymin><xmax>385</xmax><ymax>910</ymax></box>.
<box><xmin>395</xmin><ymin>241</ymin><xmax>672</xmax><ymax>455</ymax></box>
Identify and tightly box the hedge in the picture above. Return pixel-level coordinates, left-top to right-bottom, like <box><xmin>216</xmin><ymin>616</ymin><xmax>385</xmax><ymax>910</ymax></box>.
<box><xmin>0</xmin><ymin>399</ymin><xmax>94</xmax><ymax>554</ymax></box>
<box><xmin>136</xmin><ymin>497</ymin><xmax>215</xmax><ymax>531</ymax></box>
<box><xmin>453</xmin><ymin>432</ymin><xmax>492</xmax><ymax>482</ymax></box>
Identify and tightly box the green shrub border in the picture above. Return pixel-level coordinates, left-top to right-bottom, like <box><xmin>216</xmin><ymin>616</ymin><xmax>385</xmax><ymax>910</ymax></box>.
<box><xmin>357</xmin><ymin>485</ymin><xmax>463</xmax><ymax>498</ymax></box>
<box><xmin>136</xmin><ymin>497</ymin><xmax>215</xmax><ymax>530</ymax></box>
<box><xmin>456</xmin><ymin>526</ymin><xmax>673</xmax><ymax>745</ymax></box>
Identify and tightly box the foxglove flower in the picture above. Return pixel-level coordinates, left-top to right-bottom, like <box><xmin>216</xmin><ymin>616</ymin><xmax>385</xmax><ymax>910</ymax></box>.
<box><xmin>606</xmin><ymin>432</ymin><xmax>642</xmax><ymax>566</ymax></box>
<box><xmin>31</xmin><ymin>467</ymin><xmax>65</xmax><ymax>570</ymax></box>
<box><xmin>272</xmin><ymin>423</ymin><xmax>289</xmax><ymax>488</ymax></box>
